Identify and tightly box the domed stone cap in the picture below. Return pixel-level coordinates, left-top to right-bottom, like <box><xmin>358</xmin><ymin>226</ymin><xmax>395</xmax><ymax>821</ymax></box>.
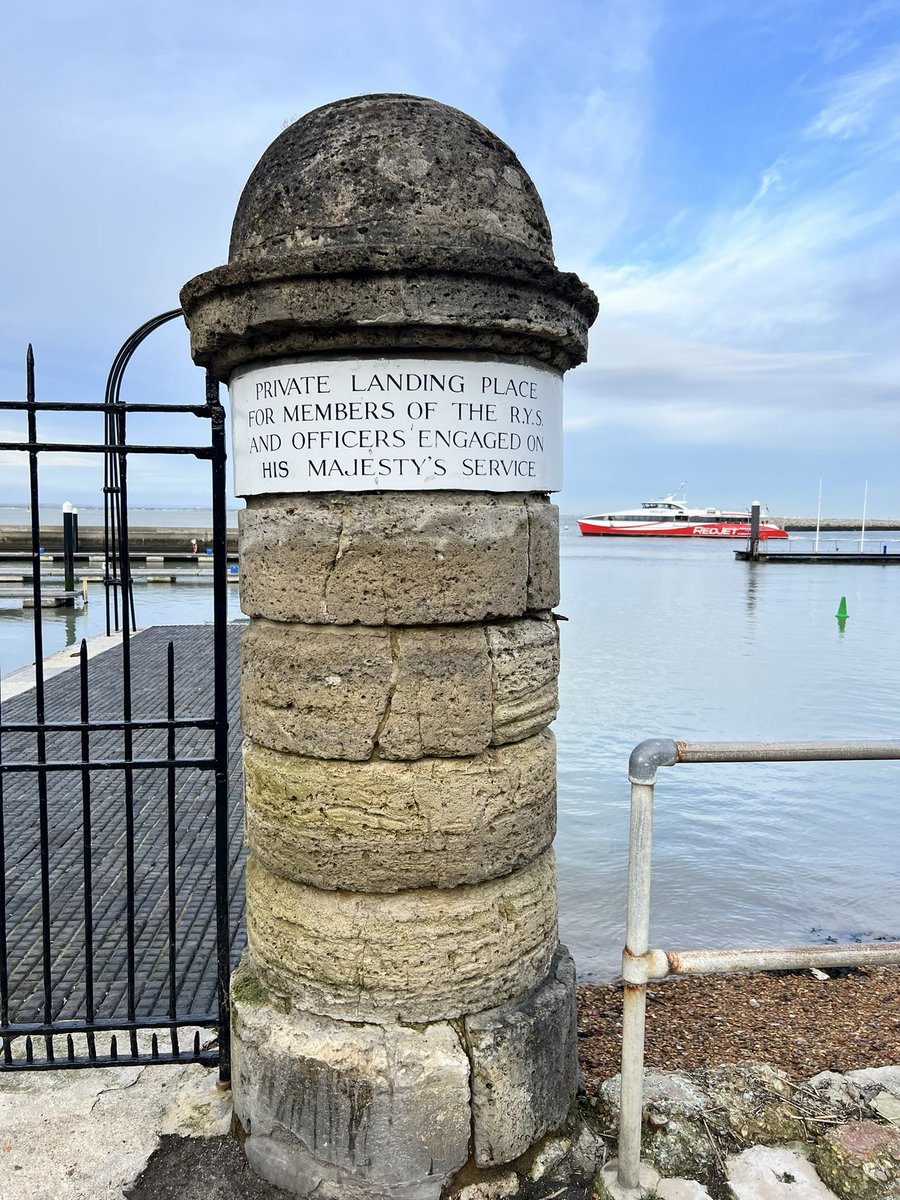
<box><xmin>180</xmin><ymin>93</ymin><xmax>597</xmax><ymax>377</ymax></box>
<box><xmin>229</xmin><ymin>94</ymin><xmax>555</xmax><ymax>267</ymax></box>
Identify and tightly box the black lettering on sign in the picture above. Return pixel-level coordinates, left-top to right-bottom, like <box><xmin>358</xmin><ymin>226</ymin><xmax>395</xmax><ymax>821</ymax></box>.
<box><xmin>261</xmin><ymin>460</ymin><xmax>289</xmax><ymax>479</ymax></box>
<box><xmin>461</xmin><ymin>459</ymin><xmax>537</xmax><ymax>478</ymax></box>
<box><xmin>452</xmin><ymin>401</ymin><xmax>497</xmax><ymax>421</ymax></box>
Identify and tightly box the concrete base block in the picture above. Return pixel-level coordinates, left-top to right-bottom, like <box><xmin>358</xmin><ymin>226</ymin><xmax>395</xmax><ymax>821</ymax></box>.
<box><xmin>465</xmin><ymin>945</ymin><xmax>578</xmax><ymax>1166</ymax></box>
<box><xmin>241</xmin><ymin>616</ymin><xmax>558</xmax><ymax>761</ymax></box>
<box><xmin>238</xmin><ymin>492</ymin><xmax>558</xmax><ymax>624</ymax></box>
<box><xmin>243</xmin><ymin>731</ymin><xmax>556</xmax><ymax>890</ymax></box>
<box><xmin>232</xmin><ymin>959</ymin><xmax>470</xmax><ymax>1200</ymax></box>
<box><xmin>245</xmin><ymin>850</ymin><xmax>559</xmax><ymax>1023</ymax></box>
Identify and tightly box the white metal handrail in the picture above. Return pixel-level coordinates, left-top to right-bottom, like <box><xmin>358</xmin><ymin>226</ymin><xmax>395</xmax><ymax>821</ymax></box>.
<box><xmin>616</xmin><ymin>738</ymin><xmax>900</xmax><ymax>1195</ymax></box>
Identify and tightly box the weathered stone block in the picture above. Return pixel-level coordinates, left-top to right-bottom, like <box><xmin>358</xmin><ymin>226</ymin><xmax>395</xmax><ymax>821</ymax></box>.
<box><xmin>245</xmin><ymin>850</ymin><xmax>559</xmax><ymax>1023</ymax></box>
<box><xmin>238</xmin><ymin>492</ymin><xmax>558</xmax><ymax>624</ymax></box>
<box><xmin>231</xmin><ymin>956</ymin><xmax>470</xmax><ymax>1199</ymax></box>
<box><xmin>525</xmin><ymin>500</ymin><xmax>559</xmax><ymax>611</ymax></box>
<box><xmin>241</xmin><ymin>617</ymin><xmax>558</xmax><ymax>760</ymax></box>
<box><xmin>487</xmin><ymin>619</ymin><xmax>558</xmax><ymax>746</ymax></box>
<box><xmin>242</xmin><ymin>622</ymin><xmax>394</xmax><ymax>761</ymax></box>
<box><xmin>378</xmin><ymin>625</ymin><xmax>493</xmax><ymax>758</ymax></box>
<box><xmin>244</xmin><ymin>731</ymin><xmax>556</xmax><ymax>890</ymax></box>
<box><xmin>465</xmin><ymin>946</ymin><xmax>578</xmax><ymax>1167</ymax></box>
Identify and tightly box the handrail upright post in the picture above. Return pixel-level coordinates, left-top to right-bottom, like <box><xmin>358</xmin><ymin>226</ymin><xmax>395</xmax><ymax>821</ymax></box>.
<box><xmin>618</xmin><ymin>779</ymin><xmax>656</xmax><ymax>1193</ymax></box>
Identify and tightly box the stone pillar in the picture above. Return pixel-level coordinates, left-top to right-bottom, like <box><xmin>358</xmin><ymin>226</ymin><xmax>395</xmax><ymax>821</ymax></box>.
<box><xmin>181</xmin><ymin>94</ymin><xmax>597</xmax><ymax>1199</ymax></box>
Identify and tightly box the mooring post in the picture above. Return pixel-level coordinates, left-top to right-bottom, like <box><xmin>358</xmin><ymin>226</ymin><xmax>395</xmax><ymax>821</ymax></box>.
<box><xmin>749</xmin><ymin>499</ymin><xmax>761</xmax><ymax>561</ymax></box>
<box><xmin>62</xmin><ymin>501</ymin><xmax>76</xmax><ymax>596</ymax></box>
<box><xmin>181</xmin><ymin>94</ymin><xmax>597</xmax><ymax>1199</ymax></box>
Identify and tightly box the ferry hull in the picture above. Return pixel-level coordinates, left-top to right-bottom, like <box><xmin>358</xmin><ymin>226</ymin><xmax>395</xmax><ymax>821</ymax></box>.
<box><xmin>577</xmin><ymin>521</ymin><xmax>789</xmax><ymax>539</ymax></box>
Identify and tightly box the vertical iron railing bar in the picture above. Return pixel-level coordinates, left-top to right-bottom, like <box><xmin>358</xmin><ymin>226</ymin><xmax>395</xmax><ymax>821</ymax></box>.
<box><xmin>78</xmin><ymin>641</ymin><xmax>96</xmax><ymax>1061</ymax></box>
<box><xmin>208</xmin><ymin>370</ymin><xmax>232</xmax><ymax>1084</ymax></box>
<box><xmin>25</xmin><ymin>347</ymin><xmax>55</xmax><ymax>1064</ymax></box>
<box><xmin>166</xmin><ymin>641</ymin><xmax>179</xmax><ymax>1058</ymax></box>
<box><xmin>0</xmin><ymin>684</ymin><xmax>9</xmax><ymax>1064</ymax></box>
<box><xmin>103</xmin><ymin>428</ymin><xmax>114</xmax><ymax>636</ymax></box>
<box><xmin>114</xmin><ymin>409</ymin><xmax>139</xmax><ymax>1060</ymax></box>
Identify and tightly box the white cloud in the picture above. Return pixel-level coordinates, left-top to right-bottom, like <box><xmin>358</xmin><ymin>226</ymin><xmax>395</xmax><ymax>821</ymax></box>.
<box><xmin>805</xmin><ymin>43</ymin><xmax>900</xmax><ymax>140</ymax></box>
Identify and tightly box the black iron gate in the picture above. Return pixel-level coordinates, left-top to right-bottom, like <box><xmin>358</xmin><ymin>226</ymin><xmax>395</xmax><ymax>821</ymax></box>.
<box><xmin>0</xmin><ymin>316</ymin><xmax>233</xmax><ymax>1079</ymax></box>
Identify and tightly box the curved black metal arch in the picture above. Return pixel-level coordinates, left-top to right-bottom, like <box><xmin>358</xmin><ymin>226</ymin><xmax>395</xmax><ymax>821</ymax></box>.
<box><xmin>102</xmin><ymin>310</ymin><xmax>184</xmax><ymax>635</ymax></box>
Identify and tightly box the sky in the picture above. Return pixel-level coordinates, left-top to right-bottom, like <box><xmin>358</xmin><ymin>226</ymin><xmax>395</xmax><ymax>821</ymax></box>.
<box><xmin>2</xmin><ymin>0</ymin><xmax>899</xmax><ymax>518</ymax></box>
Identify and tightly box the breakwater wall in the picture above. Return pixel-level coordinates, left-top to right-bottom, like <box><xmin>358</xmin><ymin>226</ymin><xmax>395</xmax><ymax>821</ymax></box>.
<box><xmin>776</xmin><ymin>518</ymin><xmax>900</xmax><ymax>532</ymax></box>
<box><xmin>0</xmin><ymin>524</ymin><xmax>239</xmax><ymax>554</ymax></box>
<box><xmin>2</xmin><ymin>519</ymin><xmax>898</xmax><ymax>555</ymax></box>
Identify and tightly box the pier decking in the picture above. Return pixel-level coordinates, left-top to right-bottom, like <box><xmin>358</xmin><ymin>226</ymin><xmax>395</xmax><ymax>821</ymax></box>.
<box><xmin>736</xmin><ymin>548</ymin><xmax>900</xmax><ymax>564</ymax></box>
<box><xmin>0</xmin><ymin>624</ymin><xmax>247</xmax><ymax>1026</ymax></box>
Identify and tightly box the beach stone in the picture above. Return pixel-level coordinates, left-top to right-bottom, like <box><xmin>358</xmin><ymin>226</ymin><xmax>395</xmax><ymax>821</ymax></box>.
<box><xmin>655</xmin><ymin>1182</ymin><xmax>714</xmax><ymax>1200</ymax></box>
<box><xmin>595</xmin><ymin>1071</ymin><xmax>715</xmax><ymax>1180</ymax></box>
<box><xmin>727</xmin><ymin>1146</ymin><xmax>836</xmax><ymax>1199</ymax></box>
<box><xmin>245</xmin><ymin>850</ymin><xmax>559</xmax><ymax>1023</ymax></box>
<box><xmin>231</xmin><ymin>959</ymin><xmax>470</xmax><ymax>1199</ymax></box>
<box><xmin>239</xmin><ymin>492</ymin><xmax>558</xmax><ymax>625</ymax></box>
<box><xmin>465</xmin><ymin>946</ymin><xmax>577</xmax><ymax>1167</ymax></box>
<box><xmin>815</xmin><ymin>1120</ymin><xmax>900</xmax><ymax>1199</ymax></box>
<box><xmin>873</xmin><ymin>1092</ymin><xmax>900</xmax><ymax>1126</ymax></box>
<box><xmin>241</xmin><ymin>617</ymin><xmax>558</xmax><ymax>760</ymax></box>
<box><xmin>704</xmin><ymin>1064</ymin><xmax>797</xmax><ymax>1145</ymax></box>
<box><xmin>846</xmin><ymin>1065</ymin><xmax>900</xmax><ymax>1100</ymax></box>
<box><xmin>455</xmin><ymin>1174</ymin><xmax>520</xmax><ymax>1199</ymax></box>
<box><xmin>243</xmin><ymin>731</ymin><xmax>556</xmax><ymax>890</ymax></box>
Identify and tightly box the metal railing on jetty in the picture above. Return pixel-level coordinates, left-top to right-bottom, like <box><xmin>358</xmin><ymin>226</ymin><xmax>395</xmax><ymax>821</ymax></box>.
<box><xmin>739</xmin><ymin>501</ymin><xmax>900</xmax><ymax>563</ymax></box>
<box><xmin>616</xmin><ymin>736</ymin><xmax>900</xmax><ymax>1195</ymax></box>
<box><xmin>739</xmin><ymin>534</ymin><xmax>900</xmax><ymax>563</ymax></box>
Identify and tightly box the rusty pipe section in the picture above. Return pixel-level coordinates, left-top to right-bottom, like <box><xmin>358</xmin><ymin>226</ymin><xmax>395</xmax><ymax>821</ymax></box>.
<box><xmin>629</xmin><ymin>737</ymin><xmax>900</xmax><ymax>785</ymax></box>
<box><xmin>652</xmin><ymin>941</ymin><xmax>900</xmax><ymax>979</ymax></box>
<box><xmin>673</xmin><ymin>739</ymin><xmax>900</xmax><ymax>767</ymax></box>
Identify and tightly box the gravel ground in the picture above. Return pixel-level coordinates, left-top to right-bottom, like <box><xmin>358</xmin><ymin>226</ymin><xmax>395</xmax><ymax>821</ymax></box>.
<box><xmin>577</xmin><ymin>965</ymin><xmax>900</xmax><ymax>1090</ymax></box>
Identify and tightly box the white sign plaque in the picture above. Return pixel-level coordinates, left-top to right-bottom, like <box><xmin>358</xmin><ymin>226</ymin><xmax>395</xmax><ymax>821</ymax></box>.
<box><xmin>229</xmin><ymin>357</ymin><xmax>563</xmax><ymax>495</ymax></box>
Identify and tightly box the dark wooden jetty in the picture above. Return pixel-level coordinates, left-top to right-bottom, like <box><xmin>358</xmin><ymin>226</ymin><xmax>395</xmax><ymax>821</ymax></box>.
<box><xmin>736</xmin><ymin>547</ymin><xmax>900</xmax><ymax>564</ymax></box>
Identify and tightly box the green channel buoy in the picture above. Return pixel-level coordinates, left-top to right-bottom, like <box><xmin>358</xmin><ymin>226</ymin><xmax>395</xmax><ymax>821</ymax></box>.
<box><xmin>836</xmin><ymin>596</ymin><xmax>848</xmax><ymax>620</ymax></box>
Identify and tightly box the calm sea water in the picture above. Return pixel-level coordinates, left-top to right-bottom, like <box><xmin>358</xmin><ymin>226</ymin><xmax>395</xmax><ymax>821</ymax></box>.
<box><xmin>2</xmin><ymin>510</ymin><xmax>898</xmax><ymax>980</ymax></box>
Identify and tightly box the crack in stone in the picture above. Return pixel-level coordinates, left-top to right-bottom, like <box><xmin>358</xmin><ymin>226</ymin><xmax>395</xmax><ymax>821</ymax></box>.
<box><xmin>321</xmin><ymin>506</ymin><xmax>349</xmax><ymax>619</ymax></box>
<box><xmin>88</xmin><ymin>1066</ymin><xmax>147</xmax><ymax>1113</ymax></box>
<box><xmin>371</xmin><ymin>627</ymin><xmax>401</xmax><ymax>756</ymax></box>
<box><xmin>524</xmin><ymin>498</ymin><xmax>534</xmax><ymax>613</ymax></box>
<box><xmin>451</xmin><ymin>1015</ymin><xmax>479</xmax><ymax>1168</ymax></box>
<box><xmin>483</xmin><ymin>623</ymin><xmax>499</xmax><ymax>744</ymax></box>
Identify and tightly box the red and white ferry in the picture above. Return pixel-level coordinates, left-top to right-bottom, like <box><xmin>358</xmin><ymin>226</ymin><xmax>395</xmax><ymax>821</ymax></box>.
<box><xmin>577</xmin><ymin>495</ymin><xmax>789</xmax><ymax>539</ymax></box>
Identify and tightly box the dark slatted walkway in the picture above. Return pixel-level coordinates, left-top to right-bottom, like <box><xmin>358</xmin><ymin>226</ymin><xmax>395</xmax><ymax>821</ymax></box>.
<box><xmin>0</xmin><ymin>624</ymin><xmax>247</xmax><ymax>1025</ymax></box>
